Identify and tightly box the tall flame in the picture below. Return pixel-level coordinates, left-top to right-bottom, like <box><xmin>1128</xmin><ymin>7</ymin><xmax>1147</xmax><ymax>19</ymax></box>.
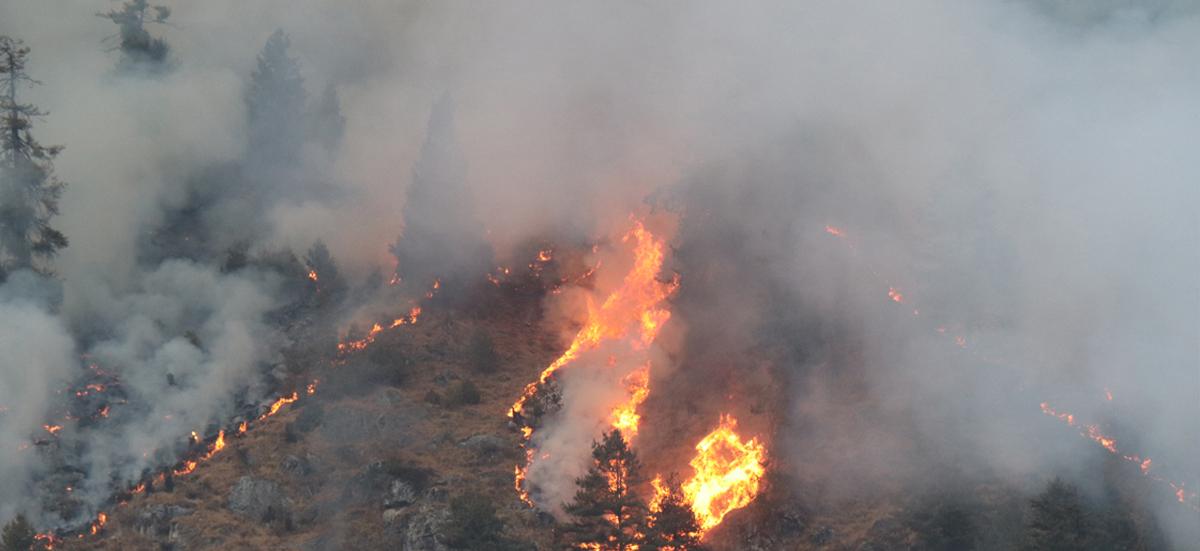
<box><xmin>677</xmin><ymin>415</ymin><xmax>766</xmax><ymax>533</ymax></box>
<box><xmin>512</xmin><ymin>221</ymin><xmax>675</xmax><ymax>417</ymax></box>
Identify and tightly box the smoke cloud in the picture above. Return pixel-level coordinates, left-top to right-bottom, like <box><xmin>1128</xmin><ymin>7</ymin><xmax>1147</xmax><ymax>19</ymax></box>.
<box><xmin>0</xmin><ymin>0</ymin><xmax>1195</xmax><ymax>545</ymax></box>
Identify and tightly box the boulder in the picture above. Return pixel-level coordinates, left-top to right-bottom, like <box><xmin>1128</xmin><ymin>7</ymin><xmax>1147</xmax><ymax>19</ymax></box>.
<box><xmin>376</xmin><ymin>388</ymin><xmax>405</xmax><ymax>406</ymax></box>
<box><xmin>384</xmin><ymin>504</ymin><xmax>450</xmax><ymax>551</ymax></box>
<box><xmin>321</xmin><ymin>406</ymin><xmax>379</xmax><ymax>444</ymax></box>
<box><xmin>228</xmin><ymin>476</ymin><xmax>292</xmax><ymax>521</ymax></box>
<box><xmin>384</xmin><ymin>479</ymin><xmax>417</xmax><ymax>509</ymax></box>
<box><xmin>133</xmin><ymin>504</ymin><xmax>195</xmax><ymax>540</ymax></box>
<box><xmin>458</xmin><ymin>434</ymin><xmax>508</xmax><ymax>456</ymax></box>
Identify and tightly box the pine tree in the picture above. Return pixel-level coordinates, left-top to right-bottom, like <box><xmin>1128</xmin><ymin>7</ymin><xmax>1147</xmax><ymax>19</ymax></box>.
<box><xmin>0</xmin><ymin>37</ymin><xmax>67</xmax><ymax>282</ymax></box>
<box><xmin>563</xmin><ymin>429</ymin><xmax>651</xmax><ymax>551</ymax></box>
<box><xmin>97</xmin><ymin>0</ymin><xmax>173</xmax><ymax>73</ymax></box>
<box><xmin>245</xmin><ymin>29</ymin><xmax>307</xmax><ymax>165</ymax></box>
<box><xmin>1</xmin><ymin>515</ymin><xmax>46</xmax><ymax>551</ymax></box>
<box><xmin>304</xmin><ymin>239</ymin><xmax>346</xmax><ymax>307</ymax></box>
<box><xmin>645</xmin><ymin>475</ymin><xmax>704</xmax><ymax>551</ymax></box>
<box><xmin>1024</xmin><ymin>478</ymin><xmax>1093</xmax><ymax>551</ymax></box>
<box><xmin>390</xmin><ymin>94</ymin><xmax>493</xmax><ymax>300</ymax></box>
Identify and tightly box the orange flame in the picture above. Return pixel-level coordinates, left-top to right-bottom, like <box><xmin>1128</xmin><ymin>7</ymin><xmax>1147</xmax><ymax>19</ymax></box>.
<box><xmin>677</xmin><ymin>415</ymin><xmax>766</xmax><ymax>534</ymax></box>
<box><xmin>308</xmin><ymin>269</ymin><xmax>318</xmax><ymax>281</ymax></box>
<box><xmin>511</xmin><ymin>221</ymin><xmax>675</xmax><ymax>417</ymax></box>
<box><xmin>609</xmin><ymin>364</ymin><xmax>651</xmax><ymax>439</ymax></box>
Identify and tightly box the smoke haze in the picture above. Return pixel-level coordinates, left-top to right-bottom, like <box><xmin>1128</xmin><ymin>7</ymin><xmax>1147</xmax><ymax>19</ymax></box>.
<box><xmin>0</xmin><ymin>0</ymin><xmax>1195</xmax><ymax>546</ymax></box>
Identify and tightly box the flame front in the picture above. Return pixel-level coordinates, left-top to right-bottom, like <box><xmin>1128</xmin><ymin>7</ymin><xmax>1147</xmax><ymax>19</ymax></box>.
<box><xmin>678</xmin><ymin>415</ymin><xmax>766</xmax><ymax>533</ymax></box>
<box><xmin>608</xmin><ymin>363</ymin><xmax>650</xmax><ymax>439</ymax></box>
<box><xmin>512</xmin><ymin>221</ymin><xmax>675</xmax><ymax>417</ymax></box>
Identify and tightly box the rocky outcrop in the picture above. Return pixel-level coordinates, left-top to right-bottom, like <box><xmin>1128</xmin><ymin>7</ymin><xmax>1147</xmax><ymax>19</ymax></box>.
<box><xmin>383</xmin><ymin>504</ymin><xmax>450</xmax><ymax>551</ymax></box>
<box><xmin>458</xmin><ymin>434</ymin><xmax>508</xmax><ymax>457</ymax></box>
<box><xmin>228</xmin><ymin>476</ymin><xmax>292</xmax><ymax>521</ymax></box>
<box><xmin>133</xmin><ymin>504</ymin><xmax>195</xmax><ymax>540</ymax></box>
<box><xmin>384</xmin><ymin>479</ymin><xmax>417</xmax><ymax>509</ymax></box>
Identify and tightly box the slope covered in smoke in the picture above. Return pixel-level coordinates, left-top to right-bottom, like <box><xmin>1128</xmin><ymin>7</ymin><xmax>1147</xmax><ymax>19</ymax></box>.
<box><xmin>0</xmin><ymin>0</ymin><xmax>1196</xmax><ymax>549</ymax></box>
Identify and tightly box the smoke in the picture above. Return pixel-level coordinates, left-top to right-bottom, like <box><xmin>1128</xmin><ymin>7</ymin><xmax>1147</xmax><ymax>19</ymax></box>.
<box><xmin>0</xmin><ymin>0</ymin><xmax>1195</xmax><ymax>545</ymax></box>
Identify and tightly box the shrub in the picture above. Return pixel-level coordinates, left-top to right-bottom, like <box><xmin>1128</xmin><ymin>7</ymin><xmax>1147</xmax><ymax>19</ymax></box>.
<box><xmin>467</xmin><ymin>328</ymin><xmax>499</xmax><ymax>373</ymax></box>
<box><xmin>441</xmin><ymin>491</ymin><xmax>525</xmax><ymax>551</ymax></box>
<box><xmin>442</xmin><ymin>380</ymin><xmax>481</xmax><ymax>408</ymax></box>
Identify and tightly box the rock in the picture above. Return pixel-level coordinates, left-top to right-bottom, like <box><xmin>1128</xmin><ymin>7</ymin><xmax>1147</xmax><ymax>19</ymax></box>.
<box><xmin>433</xmin><ymin>371</ymin><xmax>459</xmax><ymax>387</ymax></box>
<box><xmin>384</xmin><ymin>504</ymin><xmax>450</xmax><ymax>551</ymax></box>
<box><xmin>134</xmin><ymin>504</ymin><xmax>195</xmax><ymax>540</ymax></box>
<box><xmin>384</xmin><ymin>480</ymin><xmax>417</xmax><ymax>509</ymax></box>
<box><xmin>321</xmin><ymin>406</ymin><xmax>379</xmax><ymax>444</ymax></box>
<box><xmin>283</xmin><ymin>454</ymin><xmax>311</xmax><ymax>478</ymax></box>
<box><xmin>299</xmin><ymin>501</ymin><xmax>342</xmax><ymax>525</ymax></box>
<box><xmin>779</xmin><ymin>511</ymin><xmax>806</xmax><ymax>537</ymax></box>
<box><xmin>811</xmin><ymin>524</ymin><xmax>835</xmax><ymax>546</ymax></box>
<box><xmin>536</xmin><ymin>510</ymin><xmax>556</xmax><ymax>526</ymax></box>
<box><xmin>458</xmin><ymin>434</ymin><xmax>508</xmax><ymax>456</ymax></box>
<box><xmin>376</xmin><ymin>388</ymin><xmax>405</xmax><ymax>406</ymax></box>
<box><xmin>424</xmin><ymin>487</ymin><xmax>450</xmax><ymax>502</ymax></box>
<box><xmin>228</xmin><ymin>476</ymin><xmax>292</xmax><ymax>521</ymax></box>
<box><xmin>343</xmin><ymin>462</ymin><xmax>389</xmax><ymax>504</ymax></box>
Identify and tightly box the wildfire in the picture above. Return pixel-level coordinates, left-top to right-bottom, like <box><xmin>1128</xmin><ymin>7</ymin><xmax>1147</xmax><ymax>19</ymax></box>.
<box><xmin>511</xmin><ymin>221</ymin><xmax>675</xmax><ymax>417</ymax></box>
<box><xmin>675</xmin><ymin>415</ymin><xmax>766</xmax><ymax>534</ymax></box>
<box><xmin>1040</xmin><ymin>402</ymin><xmax>1198</xmax><ymax>511</ymax></box>
<box><xmin>608</xmin><ymin>364</ymin><xmax>650</xmax><ymax>439</ymax></box>
<box><xmin>336</xmin><ymin>306</ymin><xmax>423</xmax><ymax>352</ymax></box>
<box><xmin>90</xmin><ymin>513</ymin><xmax>106</xmax><ymax>535</ymax></box>
<box><xmin>308</xmin><ymin>269</ymin><xmax>318</xmax><ymax>281</ymax></box>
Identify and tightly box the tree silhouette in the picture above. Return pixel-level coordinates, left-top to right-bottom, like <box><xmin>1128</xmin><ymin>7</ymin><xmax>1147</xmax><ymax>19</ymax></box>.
<box><xmin>97</xmin><ymin>0</ymin><xmax>173</xmax><ymax>73</ymax></box>
<box><xmin>1024</xmin><ymin>478</ymin><xmax>1093</xmax><ymax>551</ymax></box>
<box><xmin>245</xmin><ymin>29</ymin><xmax>307</xmax><ymax>165</ymax></box>
<box><xmin>645</xmin><ymin>475</ymin><xmax>704</xmax><ymax>551</ymax></box>
<box><xmin>0</xmin><ymin>37</ymin><xmax>67</xmax><ymax>282</ymax></box>
<box><xmin>1</xmin><ymin>515</ymin><xmax>46</xmax><ymax>551</ymax></box>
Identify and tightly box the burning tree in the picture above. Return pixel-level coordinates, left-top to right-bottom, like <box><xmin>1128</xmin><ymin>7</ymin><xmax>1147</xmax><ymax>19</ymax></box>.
<box><xmin>0</xmin><ymin>37</ymin><xmax>67</xmax><ymax>282</ymax></box>
<box><xmin>97</xmin><ymin>0</ymin><xmax>173</xmax><ymax>73</ymax></box>
<box><xmin>646</xmin><ymin>476</ymin><xmax>704</xmax><ymax>551</ymax></box>
<box><xmin>563</xmin><ymin>429</ymin><xmax>652</xmax><ymax>551</ymax></box>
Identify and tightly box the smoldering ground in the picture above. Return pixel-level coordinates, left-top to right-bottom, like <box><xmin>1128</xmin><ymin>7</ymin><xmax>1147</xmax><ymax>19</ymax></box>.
<box><xmin>0</xmin><ymin>0</ymin><xmax>1195</xmax><ymax>546</ymax></box>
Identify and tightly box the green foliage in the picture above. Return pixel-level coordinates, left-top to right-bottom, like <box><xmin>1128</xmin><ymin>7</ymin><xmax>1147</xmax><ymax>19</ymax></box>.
<box><xmin>1024</xmin><ymin>478</ymin><xmax>1092</xmax><ymax>551</ymax></box>
<box><xmin>441</xmin><ymin>491</ymin><xmax>526</xmax><ymax>551</ymax></box>
<box><xmin>2</xmin><ymin>515</ymin><xmax>45</xmax><ymax>551</ymax></box>
<box><xmin>441</xmin><ymin>380</ymin><xmax>481</xmax><ymax>408</ymax></box>
<box><xmin>645</xmin><ymin>475</ymin><xmax>704</xmax><ymax>551</ymax></box>
<box><xmin>468</xmin><ymin>328</ymin><xmax>500</xmax><ymax>373</ymax></box>
<box><xmin>563</xmin><ymin>429</ymin><xmax>650</xmax><ymax>551</ymax></box>
<box><xmin>0</xmin><ymin>37</ymin><xmax>68</xmax><ymax>279</ymax></box>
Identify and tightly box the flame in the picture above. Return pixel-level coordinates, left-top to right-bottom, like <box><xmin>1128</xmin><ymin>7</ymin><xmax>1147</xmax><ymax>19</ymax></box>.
<box><xmin>337</xmin><ymin>305</ymin><xmax>423</xmax><ymax>352</ymax></box>
<box><xmin>1041</xmin><ymin>402</ymin><xmax>1198</xmax><ymax>511</ymax></box>
<box><xmin>678</xmin><ymin>415</ymin><xmax>766</xmax><ymax>534</ymax></box>
<box><xmin>511</xmin><ymin>221</ymin><xmax>675</xmax><ymax>417</ymax></box>
<box><xmin>539</xmin><ymin>249</ymin><xmax>553</xmax><ymax>262</ymax></box>
<box><xmin>44</xmin><ymin>425</ymin><xmax>61</xmax><ymax>435</ymax></box>
<box><xmin>262</xmin><ymin>393</ymin><xmax>298</xmax><ymax>419</ymax></box>
<box><xmin>825</xmin><ymin>225</ymin><xmax>846</xmax><ymax>238</ymax></box>
<box><xmin>308</xmin><ymin>269</ymin><xmax>318</xmax><ymax>281</ymax></box>
<box><xmin>608</xmin><ymin>364</ymin><xmax>650</xmax><ymax>439</ymax></box>
<box><xmin>888</xmin><ymin>287</ymin><xmax>905</xmax><ymax>304</ymax></box>
<box><xmin>90</xmin><ymin>513</ymin><xmax>106</xmax><ymax>535</ymax></box>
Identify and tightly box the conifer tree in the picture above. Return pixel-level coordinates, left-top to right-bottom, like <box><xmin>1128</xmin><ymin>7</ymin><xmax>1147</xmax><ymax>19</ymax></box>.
<box><xmin>1</xmin><ymin>515</ymin><xmax>46</xmax><ymax>551</ymax></box>
<box><xmin>1024</xmin><ymin>478</ymin><xmax>1093</xmax><ymax>551</ymax></box>
<box><xmin>0</xmin><ymin>37</ymin><xmax>67</xmax><ymax>282</ymax></box>
<box><xmin>390</xmin><ymin>94</ymin><xmax>493</xmax><ymax>300</ymax></box>
<box><xmin>441</xmin><ymin>491</ymin><xmax>525</xmax><ymax>551</ymax></box>
<box><xmin>304</xmin><ymin>239</ymin><xmax>346</xmax><ymax>307</ymax></box>
<box><xmin>645</xmin><ymin>475</ymin><xmax>704</xmax><ymax>551</ymax></box>
<box><xmin>97</xmin><ymin>0</ymin><xmax>173</xmax><ymax>73</ymax></box>
<box><xmin>563</xmin><ymin>429</ymin><xmax>651</xmax><ymax>551</ymax></box>
<box><xmin>245</xmin><ymin>29</ymin><xmax>307</xmax><ymax>165</ymax></box>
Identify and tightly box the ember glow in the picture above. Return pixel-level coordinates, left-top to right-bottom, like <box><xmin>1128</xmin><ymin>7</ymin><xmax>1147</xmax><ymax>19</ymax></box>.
<box><xmin>677</xmin><ymin>415</ymin><xmax>766</xmax><ymax>534</ymax></box>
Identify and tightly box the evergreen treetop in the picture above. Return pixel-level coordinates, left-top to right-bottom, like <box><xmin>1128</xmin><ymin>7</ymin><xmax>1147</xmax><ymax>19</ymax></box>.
<box><xmin>0</xmin><ymin>37</ymin><xmax>67</xmax><ymax>281</ymax></box>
